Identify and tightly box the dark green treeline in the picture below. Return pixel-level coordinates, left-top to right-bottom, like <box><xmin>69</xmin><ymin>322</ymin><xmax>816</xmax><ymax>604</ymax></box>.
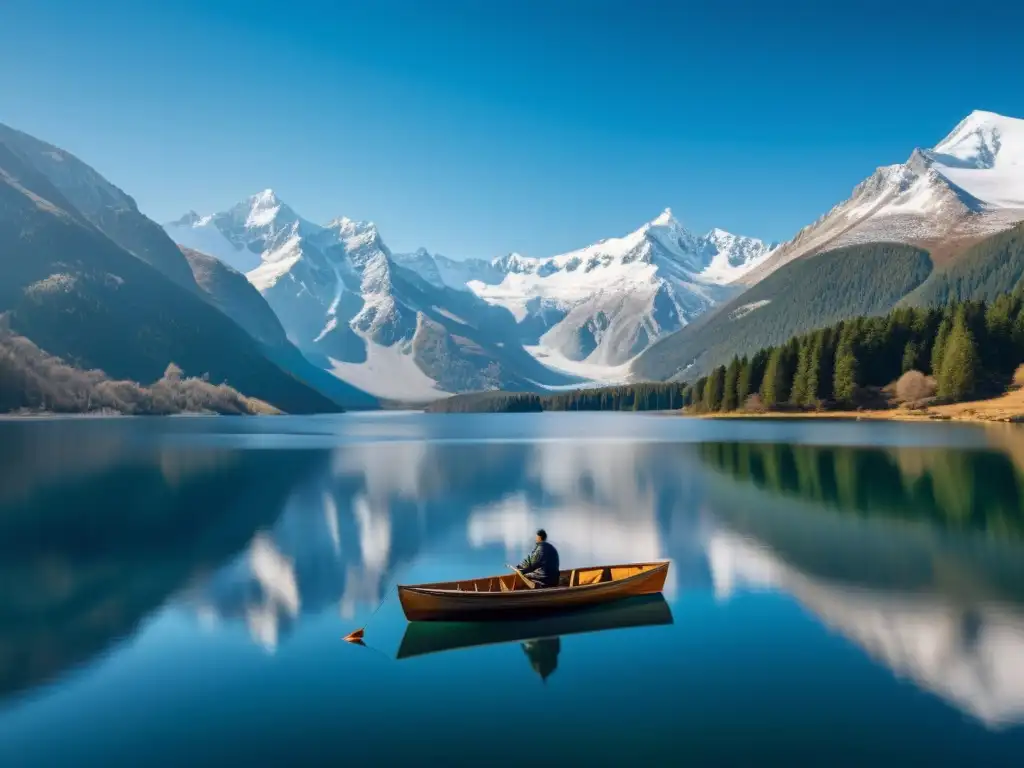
<box><xmin>699</xmin><ymin>441</ymin><xmax>1024</xmax><ymax>541</ymax></box>
<box><xmin>685</xmin><ymin>292</ymin><xmax>1024</xmax><ymax>412</ymax></box>
<box><xmin>426</xmin><ymin>382</ymin><xmax>688</xmax><ymax>413</ymax></box>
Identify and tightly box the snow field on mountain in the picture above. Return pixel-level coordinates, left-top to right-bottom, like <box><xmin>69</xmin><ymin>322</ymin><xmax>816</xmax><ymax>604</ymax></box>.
<box><xmin>329</xmin><ymin>342</ymin><xmax>449</xmax><ymax>402</ymax></box>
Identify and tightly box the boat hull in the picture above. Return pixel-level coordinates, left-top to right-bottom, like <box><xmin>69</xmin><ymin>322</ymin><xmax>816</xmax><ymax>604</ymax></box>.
<box><xmin>398</xmin><ymin>560</ymin><xmax>670</xmax><ymax>621</ymax></box>
<box><xmin>397</xmin><ymin>594</ymin><xmax>674</xmax><ymax>658</ymax></box>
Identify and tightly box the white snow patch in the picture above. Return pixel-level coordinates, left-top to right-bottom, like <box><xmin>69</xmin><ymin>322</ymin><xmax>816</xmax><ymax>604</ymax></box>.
<box><xmin>699</xmin><ymin>228</ymin><xmax>776</xmax><ymax>284</ymax></box>
<box><xmin>432</xmin><ymin>306</ymin><xmax>467</xmax><ymax>324</ymax></box>
<box><xmin>525</xmin><ymin>344</ymin><xmax>632</xmax><ymax>385</ymax></box>
<box><xmin>931</xmin><ymin>110</ymin><xmax>1024</xmax><ymax>209</ymax></box>
<box><xmin>730</xmin><ymin>299</ymin><xmax>771</xmax><ymax>320</ymax></box>
<box><xmin>314</xmin><ymin>316</ymin><xmax>338</xmax><ymax>343</ymax></box>
<box><xmin>328</xmin><ymin>342</ymin><xmax>449</xmax><ymax>402</ymax></box>
<box><xmin>248</xmin><ymin>251</ymin><xmax>302</xmax><ymax>292</ymax></box>
<box><xmin>247</xmin><ymin>189</ymin><xmax>283</xmax><ymax>228</ymax></box>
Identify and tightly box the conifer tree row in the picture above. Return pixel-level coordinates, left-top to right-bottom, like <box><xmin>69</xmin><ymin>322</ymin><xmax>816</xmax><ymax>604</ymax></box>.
<box><xmin>427</xmin><ymin>381</ymin><xmax>691</xmax><ymax>413</ymax></box>
<box><xmin>680</xmin><ymin>291</ymin><xmax>1024</xmax><ymax>413</ymax></box>
<box><xmin>431</xmin><ymin>290</ymin><xmax>1024</xmax><ymax>414</ymax></box>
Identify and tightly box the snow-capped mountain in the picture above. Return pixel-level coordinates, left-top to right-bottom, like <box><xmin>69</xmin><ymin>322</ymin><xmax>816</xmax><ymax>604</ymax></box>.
<box><xmin>743</xmin><ymin>110</ymin><xmax>1024</xmax><ymax>285</ymax></box>
<box><xmin>395</xmin><ymin>210</ymin><xmax>774</xmax><ymax>375</ymax></box>
<box><xmin>165</xmin><ymin>194</ymin><xmax>579</xmax><ymax>400</ymax></box>
<box><xmin>390</xmin><ymin>248</ymin><xmax>505</xmax><ymax>291</ymax></box>
<box><xmin>167</xmin><ymin>195</ymin><xmax>771</xmax><ymax>393</ymax></box>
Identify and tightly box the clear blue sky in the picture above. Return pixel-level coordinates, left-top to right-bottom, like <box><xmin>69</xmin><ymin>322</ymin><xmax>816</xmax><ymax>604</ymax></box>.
<box><xmin>3</xmin><ymin>0</ymin><xmax>1023</xmax><ymax>259</ymax></box>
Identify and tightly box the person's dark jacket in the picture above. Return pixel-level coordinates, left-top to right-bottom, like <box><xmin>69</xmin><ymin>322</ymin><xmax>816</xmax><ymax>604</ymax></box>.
<box><xmin>517</xmin><ymin>541</ymin><xmax>560</xmax><ymax>586</ymax></box>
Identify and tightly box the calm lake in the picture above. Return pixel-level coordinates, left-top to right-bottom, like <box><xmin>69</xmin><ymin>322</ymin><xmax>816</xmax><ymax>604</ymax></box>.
<box><xmin>1</xmin><ymin>413</ymin><xmax>1024</xmax><ymax>765</ymax></box>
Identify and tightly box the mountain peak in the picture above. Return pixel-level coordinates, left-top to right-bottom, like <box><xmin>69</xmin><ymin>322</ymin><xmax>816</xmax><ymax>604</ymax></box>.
<box><xmin>244</xmin><ymin>188</ymin><xmax>287</xmax><ymax>228</ymax></box>
<box><xmin>650</xmin><ymin>207</ymin><xmax>677</xmax><ymax>227</ymax></box>
<box><xmin>705</xmin><ymin>227</ymin><xmax>734</xmax><ymax>241</ymax></box>
<box><xmin>170</xmin><ymin>210</ymin><xmax>201</xmax><ymax>227</ymax></box>
<box><xmin>326</xmin><ymin>216</ymin><xmax>377</xmax><ymax>239</ymax></box>
<box><xmin>252</xmin><ymin>187</ymin><xmax>278</xmax><ymax>203</ymax></box>
<box><xmin>931</xmin><ymin>110</ymin><xmax>1024</xmax><ymax>170</ymax></box>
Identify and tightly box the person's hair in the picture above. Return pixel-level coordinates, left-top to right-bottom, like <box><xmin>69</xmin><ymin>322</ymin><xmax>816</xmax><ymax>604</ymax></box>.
<box><xmin>536</xmin><ymin>529</ymin><xmax>547</xmax><ymax>541</ymax></box>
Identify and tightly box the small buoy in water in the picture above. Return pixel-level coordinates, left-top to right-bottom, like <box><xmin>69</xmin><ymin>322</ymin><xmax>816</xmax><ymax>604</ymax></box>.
<box><xmin>343</xmin><ymin>627</ymin><xmax>365</xmax><ymax>644</ymax></box>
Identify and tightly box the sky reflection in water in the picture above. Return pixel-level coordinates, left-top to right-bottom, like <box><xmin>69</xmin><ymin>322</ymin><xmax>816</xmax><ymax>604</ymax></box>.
<box><xmin>0</xmin><ymin>414</ymin><xmax>1023</xmax><ymax>765</ymax></box>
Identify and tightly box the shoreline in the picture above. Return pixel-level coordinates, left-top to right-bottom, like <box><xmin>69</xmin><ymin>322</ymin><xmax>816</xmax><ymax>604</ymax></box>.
<box><xmin>686</xmin><ymin>389</ymin><xmax>1024</xmax><ymax>424</ymax></box>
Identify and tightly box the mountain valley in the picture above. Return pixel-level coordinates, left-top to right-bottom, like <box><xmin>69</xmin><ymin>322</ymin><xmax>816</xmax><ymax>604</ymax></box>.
<box><xmin>3</xmin><ymin>110</ymin><xmax>1024</xmax><ymax>411</ymax></box>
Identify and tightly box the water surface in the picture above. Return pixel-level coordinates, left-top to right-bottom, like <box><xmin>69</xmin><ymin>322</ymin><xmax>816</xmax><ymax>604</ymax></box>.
<box><xmin>1</xmin><ymin>413</ymin><xmax>1023</xmax><ymax>765</ymax></box>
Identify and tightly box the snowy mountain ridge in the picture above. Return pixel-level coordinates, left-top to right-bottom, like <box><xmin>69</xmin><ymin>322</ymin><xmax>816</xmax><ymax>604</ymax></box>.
<box><xmin>166</xmin><ymin>198</ymin><xmax>773</xmax><ymax>394</ymax></box>
<box><xmin>395</xmin><ymin>209</ymin><xmax>775</xmax><ymax>374</ymax></box>
<box><xmin>742</xmin><ymin>110</ymin><xmax>1024</xmax><ymax>285</ymax></box>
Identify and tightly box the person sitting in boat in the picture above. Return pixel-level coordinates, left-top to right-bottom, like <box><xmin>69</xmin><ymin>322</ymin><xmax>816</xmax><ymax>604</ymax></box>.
<box><xmin>516</xmin><ymin>529</ymin><xmax>560</xmax><ymax>588</ymax></box>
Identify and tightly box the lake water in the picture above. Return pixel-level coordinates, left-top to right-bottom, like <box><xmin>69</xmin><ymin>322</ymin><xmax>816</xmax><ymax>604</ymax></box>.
<box><xmin>1</xmin><ymin>413</ymin><xmax>1024</xmax><ymax>765</ymax></box>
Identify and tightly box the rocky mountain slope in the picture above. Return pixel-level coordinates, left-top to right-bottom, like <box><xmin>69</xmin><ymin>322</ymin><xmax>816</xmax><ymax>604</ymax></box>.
<box><xmin>169</xmin><ymin>195</ymin><xmax>773</xmax><ymax>399</ymax></box>
<box><xmin>0</xmin><ymin>124</ymin><xmax>201</xmax><ymax>291</ymax></box>
<box><xmin>742</xmin><ymin>110</ymin><xmax>1024</xmax><ymax>286</ymax></box>
<box><xmin>167</xmin><ymin>195</ymin><xmax>581</xmax><ymax>400</ymax></box>
<box><xmin>0</xmin><ymin>125</ymin><xmax>345</xmax><ymax>413</ymax></box>
<box><xmin>395</xmin><ymin>210</ymin><xmax>775</xmax><ymax>378</ymax></box>
<box><xmin>634</xmin><ymin>111</ymin><xmax>1024</xmax><ymax>382</ymax></box>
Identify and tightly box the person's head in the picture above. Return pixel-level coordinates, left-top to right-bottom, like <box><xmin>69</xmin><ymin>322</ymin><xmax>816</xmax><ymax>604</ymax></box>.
<box><xmin>536</xmin><ymin>529</ymin><xmax>547</xmax><ymax>543</ymax></box>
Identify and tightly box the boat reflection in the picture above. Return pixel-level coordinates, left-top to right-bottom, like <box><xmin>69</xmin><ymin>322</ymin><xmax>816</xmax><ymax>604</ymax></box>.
<box><xmin>521</xmin><ymin>638</ymin><xmax>560</xmax><ymax>682</ymax></box>
<box><xmin>396</xmin><ymin>593</ymin><xmax>673</xmax><ymax>681</ymax></box>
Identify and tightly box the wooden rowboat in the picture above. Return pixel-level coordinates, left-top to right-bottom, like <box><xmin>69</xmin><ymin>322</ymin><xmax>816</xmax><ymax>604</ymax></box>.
<box><xmin>397</xmin><ymin>560</ymin><xmax>670</xmax><ymax>621</ymax></box>
<box><xmin>396</xmin><ymin>593</ymin><xmax>673</xmax><ymax>659</ymax></box>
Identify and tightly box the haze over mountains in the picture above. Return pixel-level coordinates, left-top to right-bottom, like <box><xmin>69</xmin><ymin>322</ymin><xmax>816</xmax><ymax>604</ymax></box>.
<box><xmin>2</xmin><ymin>110</ymin><xmax>1024</xmax><ymax>410</ymax></box>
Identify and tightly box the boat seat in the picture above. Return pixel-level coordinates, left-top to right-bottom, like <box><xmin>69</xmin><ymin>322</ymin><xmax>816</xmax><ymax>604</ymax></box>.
<box><xmin>611</xmin><ymin>566</ymin><xmax>645</xmax><ymax>581</ymax></box>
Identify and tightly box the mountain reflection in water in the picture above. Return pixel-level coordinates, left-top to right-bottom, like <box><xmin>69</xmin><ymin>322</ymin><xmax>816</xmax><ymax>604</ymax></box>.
<box><xmin>1</xmin><ymin>414</ymin><xmax>1024</xmax><ymax>754</ymax></box>
<box><xmin>698</xmin><ymin>439</ymin><xmax>1024</xmax><ymax>729</ymax></box>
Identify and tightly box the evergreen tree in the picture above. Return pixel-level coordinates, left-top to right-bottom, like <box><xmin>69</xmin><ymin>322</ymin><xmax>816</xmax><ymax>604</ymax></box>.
<box><xmin>749</xmin><ymin>348</ymin><xmax>771</xmax><ymax>396</ymax></box>
<box><xmin>761</xmin><ymin>347</ymin><xmax>793</xmax><ymax>408</ymax></box>
<box><xmin>692</xmin><ymin>377</ymin><xmax>706</xmax><ymax>410</ymax></box>
<box><xmin>984</xmin><ymin>295</ymin><xmax>1014</xmax><ymax>375</ymax></box>
<box><xmin>931</xmin><ymin>313</ymin><xmax>953</xmax><ymax>376</ymax></box>
<box><xmin>736</xmin><ymin>355</ymin><xmax>752</xmax><ymax>406</ymax></box>
<box><xmin>804</xmin><ymin>331</ymin><xmax>823</xmax><ymax>407</ymax></box>
<box><xmin>723</xmin><ymin>357</ymin><xmax>741</xmax><ymax>411</ymax></box>
<box><xmin>901</xmin><ymin>341</ymin><xmax>921</xmax><ymax>374</ymax></box>
<box><xmin>790</xmin><ymin>336</ymin><xmax>813</xmax><ymax>406</ymax></box>
<box><xmin>1012</xmin><ymin>303</ymin><xmax>1024</xmax><ymax>361</ymax></box>
<box><xmin>833</xmin><ymin>327</ymin><xmax>859</xmax><ymax>406</ymax></box>
<box><xmin>704</xmin><ymin>365</ymin><xmax>725</xmax><ymax>412</ymax></box>
<box><xmin>938</xmin><ymin>313</ymin><xmax>980</xmax><ymax>401</ymax></box>
<box><xmin>816</xmin><ymin>327</ymin><xmax>839</xmax><ymax>402</ymax></box>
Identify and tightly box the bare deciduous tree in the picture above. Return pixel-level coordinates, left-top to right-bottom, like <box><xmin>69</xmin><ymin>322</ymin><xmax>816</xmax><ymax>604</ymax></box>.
<box><xmin>0</xmin><ymin>324</ymin><xmax>276</xmax><ymax>415</ymax></box>
<box><xmin>895</xmin><ymin>370</ymin><xmax>937</xmax><ymax>404</ymax></box>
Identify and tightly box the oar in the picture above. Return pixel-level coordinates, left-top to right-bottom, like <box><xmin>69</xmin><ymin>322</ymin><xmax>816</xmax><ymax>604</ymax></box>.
<box><xmin>507</xmin><ymin>564</ymin><xmax>537</xmax><ymax>589</ymax></box>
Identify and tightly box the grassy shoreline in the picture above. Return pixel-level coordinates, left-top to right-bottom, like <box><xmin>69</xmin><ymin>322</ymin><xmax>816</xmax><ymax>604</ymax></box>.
<box><xmin>687</xmin><ymin>388</ymin><xmax>1024</xmax><ymax>423</ymax></box>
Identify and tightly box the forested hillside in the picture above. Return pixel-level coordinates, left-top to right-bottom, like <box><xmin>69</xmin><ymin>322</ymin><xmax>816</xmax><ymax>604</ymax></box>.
<box><xmin>684</xmin><ymin>291</ymin><xmax>1024</xmax><ymax>414</ymax></box>
<box><xmin>636</xmin><ymin>223</ymin><xmax>1024</xmax><ymax>385</ymax></box>
<box><xmin>632</xmin><ymin>243</ymin><xmax>933</xmax><ymax>381</ymax></box>
<box><xmin>904</xmin><ymin>222</ymin><xmax>1024</xmax><ymax>307</ymax></box>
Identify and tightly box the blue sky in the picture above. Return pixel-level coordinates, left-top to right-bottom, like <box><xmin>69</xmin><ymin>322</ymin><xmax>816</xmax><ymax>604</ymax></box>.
<box><xmin>3</xmin><ymin>0</ymin><xmax>1024</xmax><ymax>259</ymax></box>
